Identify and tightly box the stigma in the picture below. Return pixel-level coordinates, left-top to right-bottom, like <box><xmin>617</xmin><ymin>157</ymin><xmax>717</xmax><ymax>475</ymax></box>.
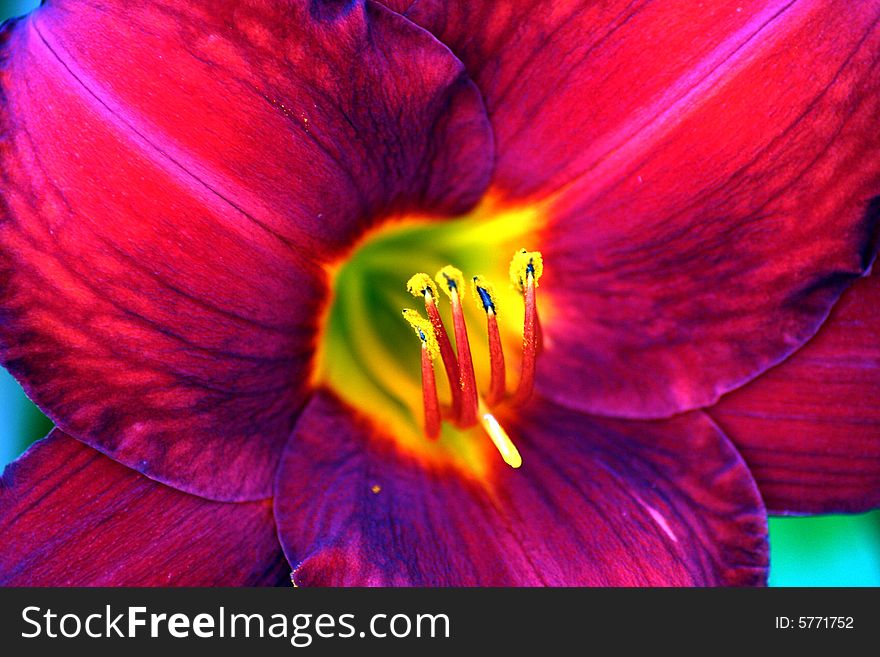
<box><xmin>402</xmin><ymin>249</ymin><xmax>544</xmax><ymax>469</ymax></box>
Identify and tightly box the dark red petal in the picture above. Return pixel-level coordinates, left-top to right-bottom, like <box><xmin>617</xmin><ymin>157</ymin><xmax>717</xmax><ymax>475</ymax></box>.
<box><xmin>710</xmin><ymin>270</ymin><xmax>880</xmax><ymax>515</ymax></box>
<box><xmin>0</xmin><ymin>1</ymin><xmax>492</xmax><ymax>500</ymax></box>
<box><xmin>274</xmin><ymin>391</ymin><xmax>768</xmax><ymax>586</ymax></box>
<box><xmin>387</xmin><ymin>0</ymin><xmax>880</xmax><ymax>419</ymax></box>
<box><xmin>0</xmin><ymin>430</ymin><xmax>289</xmax><ymax>586</ymax></box>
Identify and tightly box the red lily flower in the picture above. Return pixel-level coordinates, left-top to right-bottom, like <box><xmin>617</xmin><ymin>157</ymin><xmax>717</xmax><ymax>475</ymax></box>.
<box><xmin>1</xmin><ymin>0</ymin><xmax>878</xmax><ymax>586</ymax></box>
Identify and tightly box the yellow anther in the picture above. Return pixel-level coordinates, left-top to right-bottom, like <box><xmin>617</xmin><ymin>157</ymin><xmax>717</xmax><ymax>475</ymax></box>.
<box><xmin>509</xmin><ymin>249</ymin><xmax>543</xmax><ymax>292</ymax></box>
<box><xmin>401</xmin><ymin>308</ymin><xmax>439</xmax><ymax>360</ymax></box>
<box><xmin>406</xmin><ymin>272</ymin><xmax>437</xmax><ymax>300</ymax></box>
<box><xmin>470</xmin><ymin>275</ymin><xmax>498</xmax><ymax>314</ymax></box>
<box><xmin>434</xmin><ymin>265</ymin><xmax>465</xmax><ymax>301</ymax></box>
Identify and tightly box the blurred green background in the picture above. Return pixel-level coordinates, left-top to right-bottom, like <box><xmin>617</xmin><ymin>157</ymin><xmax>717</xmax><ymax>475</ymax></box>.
<box><xmin>2</xmin><ymin>0</ymin><xmax>879</xmax><ymax>587</ymax></box>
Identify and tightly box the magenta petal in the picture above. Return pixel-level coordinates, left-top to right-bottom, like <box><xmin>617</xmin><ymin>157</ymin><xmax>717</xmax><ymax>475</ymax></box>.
<box><xmin>0</xmin><ymin>1</ymin><xmax>492</xmax><ymax>500</ymax></box>
<box><xmin>0</xmin><ymin>431</ymin><xmax>289</xmax><ymax>586</ymax></box>
<box><xmin>538</xmin><ymin>1</ymin><xmax>880</xmax><ymax>418</ymax></box>
<box><xmin>711</xmin><ymin>271</ymin><xmax>880</xmax><ymax>514</ymax></box>
<box><xmin>388</xmin><ymin>0</ymin><xmax>880</xmax><ymax>198</ymax></box>
<box><xmin>387</xmin><ymin>0</ymin><xmax>880</xmax><ymax>419</ymax></box>
<box><xmin>274</xmin><ymin>391</ymin><xmax>768</xmax><ymax>586</ymax></box>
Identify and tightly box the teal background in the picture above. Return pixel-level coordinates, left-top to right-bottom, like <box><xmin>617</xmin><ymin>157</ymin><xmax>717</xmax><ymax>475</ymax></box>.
<box><xmin>2</xmin><ymin>0</ymin><xmax>879</xmax><ymax>587</ymax></box>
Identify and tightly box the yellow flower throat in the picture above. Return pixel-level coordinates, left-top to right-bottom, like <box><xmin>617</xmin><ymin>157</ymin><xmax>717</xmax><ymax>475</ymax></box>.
<box><xmin>314</xmin><ymin>198</ymin><xmax>547</xmax><ymax>478</ymax></box>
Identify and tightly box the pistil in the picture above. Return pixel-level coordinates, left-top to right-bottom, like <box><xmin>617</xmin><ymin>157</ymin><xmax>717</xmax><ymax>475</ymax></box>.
<box><xmin>478</xmin><ymin>401</ymin><xmax>522</xmax><ymax>469</ymax></box>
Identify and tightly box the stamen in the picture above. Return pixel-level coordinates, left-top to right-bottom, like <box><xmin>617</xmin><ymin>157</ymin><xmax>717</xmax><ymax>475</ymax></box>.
<box><xmin>402</xmin><ymin>309</ymin><xmax>441</xmax><ymax>439</ymax></box>
<box><xmin>471</xmin><ymin>275</ymin><xmax>506</xmax><ymax>406</ymax></box>
<box><xmin>478</xmin><ymin>401</ymin><xmax>522</xmax><ymax>469</ymax></box>
<box><xmin>435</xmin><ymin>265</ymin><xmax>479</xmax><ymax>427</ymax></box>
<box><xmin>407</xmin><ymin>273</ymin><xmax>462</xmax><ymax>420</ymax></box>
<box><xmin>509</xmin><ymin>249</ymin><xmax>543</xmax><ymax>407</ymax></box>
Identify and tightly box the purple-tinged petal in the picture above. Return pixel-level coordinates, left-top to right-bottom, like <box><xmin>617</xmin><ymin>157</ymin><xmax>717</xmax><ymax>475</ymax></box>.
<box><xmin>710</xmin><ymin>270</ymin><xmax>880</xmax><ymax>515</ymax></box>
<box><xmin>274</xmin><ymin>391</ymin><xmax>768</xmax><ymax>586</ymax></box>
<box><xmin>0</xmin><ymin>430</ymin><xmax>289</xmax><ymax>586</ymax></box>
<box><xmin>385</xmin><ymin>0</ymin><xmax>880</xmax><ymax>419</ymax></box>
<box><xmin>0</xmin><ymin>0</ymin><xmax>492</xmax><ymax>500</ymax></box>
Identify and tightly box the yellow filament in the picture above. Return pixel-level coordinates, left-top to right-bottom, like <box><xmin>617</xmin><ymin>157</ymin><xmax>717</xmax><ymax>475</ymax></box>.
<box><xmin>435</xmin><ymin>265</ymin><xmax>465</xmax><ymax>301</ymax></box>
<box><xmin>478</xmin><ymin>402</ymin><xmax>522</xmax><ymax>469</ymax></box>
<box><xmin>509</xmin><ymin>249</ymin><xmax>544</xmax><ymax>292</ymax></box>
<box><xmin>401</xmin><ymin>308</ymin><xmax>439</xmax><ymax>360</ymax></box>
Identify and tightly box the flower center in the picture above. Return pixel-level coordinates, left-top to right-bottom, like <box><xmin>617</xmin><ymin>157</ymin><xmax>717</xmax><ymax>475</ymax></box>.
<box><xmin>314</xmin><ymin>198</ymin><xmax>546</xmax><ymax>478</ymax></box>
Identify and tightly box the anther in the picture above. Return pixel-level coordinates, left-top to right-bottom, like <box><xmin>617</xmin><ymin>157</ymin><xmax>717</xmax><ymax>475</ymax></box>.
<box><xmin>435</xmin><ymin>266</ymin><xmax>479</xmax><ymax>427</ymax></box>
<box><xmin>402</xmin><ymin>309</ymin><xmax>441</xmax><ymax>439</ymax></box>
<box><xmin>509</xmin><ymin>249</ymin><xmax>543</xmax><ymax>407</ymax></box>
<box><xmin>407</xmin><ymin>273</ymin><xmax>462</xmax><ymax>420</ymax></box>
<box><xmin>471</xmin><ymin>275</ymin><xmax>506</xmax><ymax>406</ymax></box>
